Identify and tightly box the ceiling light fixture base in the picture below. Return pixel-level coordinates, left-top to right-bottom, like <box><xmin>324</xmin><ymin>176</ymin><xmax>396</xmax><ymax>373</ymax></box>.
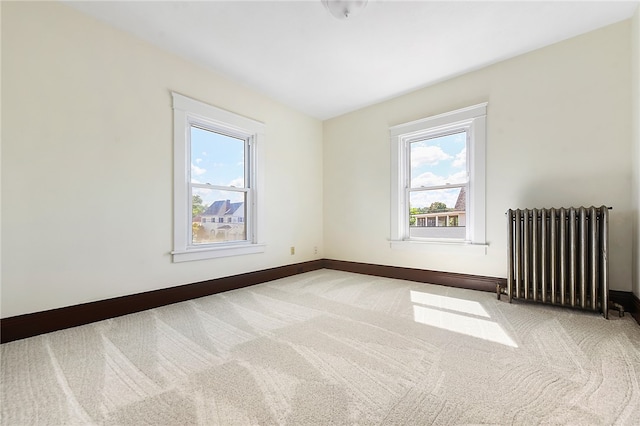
<box><xmin>322</xmin><ymin>0</ymin><xmax>368</xmax><ymax>20</ymax></box>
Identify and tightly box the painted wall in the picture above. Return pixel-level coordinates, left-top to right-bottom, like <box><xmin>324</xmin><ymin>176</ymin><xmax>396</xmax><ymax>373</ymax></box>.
<box><xmin>2</xmin><ymin>2</ymin><xmax>636</xmax><ymax>320</ymax></box>
<box><xmin>1</xmin><ymin>2</ymin><xmax>324</xmax><ymax>318</ymax></box>
<box><xmin>323</xmin><ymin>22</ymin><xmax>633</xmax><ymax>291</ymax></box>
<box><xmin>632</xmin><ymin>6</ymin><xmax>640</xmax><ymax>299</ymax></box>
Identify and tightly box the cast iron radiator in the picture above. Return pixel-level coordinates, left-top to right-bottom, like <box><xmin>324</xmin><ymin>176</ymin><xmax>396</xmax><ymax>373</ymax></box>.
<box><xmin>502</xmin><ymin>206</ymin><xmax>615</xmax><ymax>318</ymax></box>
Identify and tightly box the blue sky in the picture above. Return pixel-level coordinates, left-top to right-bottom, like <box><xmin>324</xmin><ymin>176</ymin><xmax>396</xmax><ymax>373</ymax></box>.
<box><xmin>410</xmin><ymin>132</ymin><xmax>467</xmax><ymax>208</ymax></box>
<box><xmin>190</xmin><ymin>127</ymin><xmax>246</xmax><ymax>207</ymax></box>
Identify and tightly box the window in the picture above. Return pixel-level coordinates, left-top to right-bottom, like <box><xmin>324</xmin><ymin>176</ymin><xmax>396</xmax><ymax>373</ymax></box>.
<box><xmin>172</xmin><ymin>93</ymin><xmax>265</xmax><ymax>262</ymax></box>
<box><xmin>390</xmin><ymin>103</ymin><xmax>487</xmax><ymax>252</ymax></box>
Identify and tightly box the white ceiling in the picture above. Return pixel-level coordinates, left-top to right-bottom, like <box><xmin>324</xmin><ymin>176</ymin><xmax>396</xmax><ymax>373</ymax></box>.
<box><xmin>64</xmin><ymin>0</ymin><xmax>639</xmax><ymax>120</ymax></box>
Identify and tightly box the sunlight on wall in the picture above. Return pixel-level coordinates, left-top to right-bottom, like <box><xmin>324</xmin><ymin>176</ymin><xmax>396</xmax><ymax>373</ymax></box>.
<box><xmin>410</xmin><ymin>291</ymin><xmax>518</xmax><ymax>348</ymax></box>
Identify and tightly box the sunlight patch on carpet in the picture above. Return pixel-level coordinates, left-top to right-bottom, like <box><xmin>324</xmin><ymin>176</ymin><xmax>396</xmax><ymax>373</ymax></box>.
<box><xmin>410</xmin><ymin>290</ymin><xmax>517</xmax><ymax>348</ymax></box>
<box><xmin>410</xmin><ymin>291</ymin><xmax>491</xmax><ymax>318</ymax></box>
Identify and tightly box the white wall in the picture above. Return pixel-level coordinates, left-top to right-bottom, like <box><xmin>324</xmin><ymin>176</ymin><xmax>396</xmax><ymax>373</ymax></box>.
<box><xmin>1</xmin><ymin>2</ymin><xmax>324</xmax><ymax>318</ymax></box>
<box><xmin>2</xmin><ymin>3</ymin><xmax>636</xmax><ymax>320</ymax></box>
<box><xmin>632</xmin><ymin>6</ymin><xmax>640</xmax><ymax>299</ymax></box>
<box><xmin>324</xmin><ymin>21</ymin><xmax>633</xmax><ymax>291</ymax></box>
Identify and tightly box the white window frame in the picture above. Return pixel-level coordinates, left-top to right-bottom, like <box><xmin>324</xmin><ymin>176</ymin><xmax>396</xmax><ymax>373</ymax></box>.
<box><xmin>390</xmin><ymin>103</ymin><xmax>487</xmax><ymax>254</ymax></box>
<box><xmin>171</xmin><ymin>92</ymin><xmax>265</xmax><ymax>262</ymax></box>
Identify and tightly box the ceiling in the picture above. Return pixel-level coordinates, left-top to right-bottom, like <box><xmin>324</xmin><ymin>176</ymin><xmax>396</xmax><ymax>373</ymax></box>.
<box><xmin>64</xmin><ymin>1</ymin><xmax>639</xmax><ymax>120</ymax></box>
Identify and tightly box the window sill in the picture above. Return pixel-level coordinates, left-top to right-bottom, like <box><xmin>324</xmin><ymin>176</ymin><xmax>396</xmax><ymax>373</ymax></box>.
<box><xmin>390</xmin><ymin>240</ymin><xmax>488</xmax><ymax>255</ymax></box>
<box><xmin>172</xmin><ymin>243</ymin><xmax>266</xmax><ymax>262</ymax></box>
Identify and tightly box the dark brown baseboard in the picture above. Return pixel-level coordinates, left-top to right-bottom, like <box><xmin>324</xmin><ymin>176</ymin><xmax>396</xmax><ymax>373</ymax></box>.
<box><xmin>609</xmin><ymin>290</ymin><xmax>636</xmax><ymax>316</ymax></box>
<box><xmin>632</xmin><ymin>293</ymin><xmax>640</xmax><ymax>326</ymax></box>
<box><xmin>2</xmin><ymin>259</ymin><xmax>635</xmax><ymax>343</ymax></box>
<box><xmin>0</xmin><ymin>260</ymin><xmax>324</xmax><ymax>344</ymax></box>
<box><xmin>328</xmin><ymin>260</ymin><xmax>638</xmax><ymax>321</ymax></box>
<box><xmin>324</xmin><ymin>259</ymin><xmax>506</xmax><ymax>292</ymax></box>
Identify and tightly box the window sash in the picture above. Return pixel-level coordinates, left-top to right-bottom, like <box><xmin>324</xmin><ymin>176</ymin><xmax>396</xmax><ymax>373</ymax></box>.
<box><xmin>404</xmin><ymin>130</ymin><xmax>470</xmax><ymax>240</ymax></box>
<box><xmin>406</xmin><ymin>184</ymin><xmax>469</xmax><ymax>241</ymax></box>
<box><xmin>189</xmin><ymin>185</ymin><xmax>252</xmax><ymax>246</ymax></box>
<box><xmin>407</xmin><ymin>129</ymin><xmax>468</xmax><ymax>190</ymax></box>
<box><xmin>186</xmin><ymin>121</ymin><xmax>253</xmax><ymax>248</ymax></box>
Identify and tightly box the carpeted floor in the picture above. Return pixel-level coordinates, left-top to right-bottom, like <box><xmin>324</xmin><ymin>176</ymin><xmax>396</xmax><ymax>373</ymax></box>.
<box><xmin>1</xmin><ymin>269</ymin><xmax>639</xmax><ymax>425</ymax></box>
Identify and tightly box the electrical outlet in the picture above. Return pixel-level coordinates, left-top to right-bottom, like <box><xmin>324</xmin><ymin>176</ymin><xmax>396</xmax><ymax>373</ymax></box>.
<box><xmin>314</xmin><ymin>246</ymin><xmax>318</xmax><ymax>255</ymax></box>
<box><xmin>290</xmin><ymin>246</ymin><xmax>295</xmax><ymax>255</ymax></box>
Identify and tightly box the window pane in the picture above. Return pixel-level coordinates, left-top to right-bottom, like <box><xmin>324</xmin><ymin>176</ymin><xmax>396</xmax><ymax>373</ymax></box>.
<box><xmin>410</xmin><ymin>132</ymin><xmax>467</xmax><ymax>188</ymax></box>
<box><xmin>190</xmin><ymin>126</ymin><xmax>245</xmax><ymax>188</ymax></box>
<box><xmin>192</xmin><ymin>187</ymin><xmax>246</xmax><ymax>244</ymax></box>
<box><xmin>409</xmin><ymin>187</ymin><xmax>466</xmax><ymax>239</ymax></box>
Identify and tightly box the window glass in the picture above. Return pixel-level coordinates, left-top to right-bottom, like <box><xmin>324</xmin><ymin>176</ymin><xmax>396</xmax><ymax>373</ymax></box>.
<box><xmin>190</xmin><ymin>127</ymin><xmax>245</xmax><ymax>187</ymax></box>
<box><xmin>192</xmin><ymin>189</ymin><xmax>246</xmax><ymax>245</ymax></box>
<box><xmin>190</xmin><ymin>127</ymin><xmax>248</xmax><ymax>246</ymax></box>
<box><xmin>410</xmin><ymin>132</ymin><xmax>467</xmax><ymax>188</ymax></box>
<box><xmin>408</xmin><ymin>131</ymin><xmax>467</xmax><ymax>240</ymax></box>
<box><xmin>409</xmin><ymin>188</ymin><xmax>467</xmax><ymax>240</ymax></box>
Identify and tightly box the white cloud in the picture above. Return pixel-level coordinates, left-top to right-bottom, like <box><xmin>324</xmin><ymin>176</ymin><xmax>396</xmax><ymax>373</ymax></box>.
<box><xmin>447</xmin><ymin>170</ymin><xmax>468</xmax><ymax>183</ymax></box>
<box><xmin>412</xmin><ymin>170</ymin><xmax>467</xmax><ymax>187</ymax></box>
<box><xmin>411</xmin><ymin>146</ymin><xmax>451</xmax><ymax>167</ymax></box>
<box><xmin>195</xmin><ymin>158</ymin><xmax>203</xmax><ymax>164</ymax></box>
<box><xmin>410</xmin><ymin>189</ymin><xmax>460</xmax><ymax>209</ymax></box>
<box><xmin>228</xmin><ymin>177</ymin><xmax>244</xmax><ymax>188</ymax></box>
<box><xmin>412</xmin><ymin>171</ymin><xmax>446</xmax><ymax>188</ymax></box>
<box><xmin>452</xmin><ymin>147</ymin><xmax>466</xmax><ymax>168</ymax></box>
<box><xmin>191</xmin><ymin>163</ymin><xmax>207</xmax><ymax>176</ymax></box>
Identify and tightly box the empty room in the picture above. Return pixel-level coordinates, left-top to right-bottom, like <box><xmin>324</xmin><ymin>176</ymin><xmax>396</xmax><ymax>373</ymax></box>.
<box><xmin>2</xmin><ymin>0</ymin><xmax>640</xmax><ymax>424</ymax></box>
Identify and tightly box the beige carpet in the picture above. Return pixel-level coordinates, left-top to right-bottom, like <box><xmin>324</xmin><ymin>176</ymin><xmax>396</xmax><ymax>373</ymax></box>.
<box><xmin>2</xmin><ymin>269</ymin><xmax>639</xmax><ymax>425</ymax></box>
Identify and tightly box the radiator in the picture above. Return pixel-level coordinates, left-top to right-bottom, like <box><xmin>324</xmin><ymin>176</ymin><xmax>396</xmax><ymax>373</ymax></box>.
<box><xmin>503</xmin><ymin>206</ymin><xmax>614</xmax><ymax>318</ymax></box>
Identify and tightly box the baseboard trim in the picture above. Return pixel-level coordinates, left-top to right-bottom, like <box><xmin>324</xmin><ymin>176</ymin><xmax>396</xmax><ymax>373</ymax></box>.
<box><xmin>326</xmin><ymin>260</ymin><xmax>638</xmax><ymax>321</ymax></box>
<box><xmin>0</xmin><ymin>259</ymin><xmax>324</xmax><ymax>344</ymax></box>
<box><xmin>3</xmin><ymin>259</ymin><xmax>634</xmax><ymax>343</ymax></box>
<box><xmin>324</xmin><ymin>259</ymin><xmax>505</xmax><ymax>292</ymax></box>
<box><xmin>632</xmin><ymin>293</ymin><xmax>640</xmax><ymax>326</ymax></box>
<box><xmin>609</xmin><ymin>290</ymin><xmax>636</xmax><ymax>315</ymax></box>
